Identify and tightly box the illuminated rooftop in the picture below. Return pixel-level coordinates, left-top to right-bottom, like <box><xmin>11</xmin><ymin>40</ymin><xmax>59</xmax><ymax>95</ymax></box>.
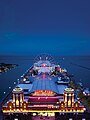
<box><xmin>17</xmin><ymin>83</ymin><xmax>33</xmax><ymax>91</ymax></box>
<box><xmin>13</xmin><ymin>87</ymin><xmax>23</xmax><ymax>93</ymax></box>
<box><xmin>29</xmin><ymin>79</ymin><xmax>59</xmax><ymax>94</ymax></box>
<box><xmin>65</xmin><ymin>88</ymin><xmax>74</xmax><ymax>92</ymax></box>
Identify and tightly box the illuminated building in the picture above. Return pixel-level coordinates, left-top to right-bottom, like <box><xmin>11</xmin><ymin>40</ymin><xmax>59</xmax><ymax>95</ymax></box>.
<box><xmin>2</xmin><ymin>86</ymin><xmax>85</xmax><ymax>114</ymax></box>
<box><xmin>2</xmin><ymin>54</ymin><xmax>86</xmax><ymax>119</ymax></box>
<box><xmin>64</xmin><ymin>88</ymin><xmax>74</xmax><ymax>107</ymax></box>
<box><xmin>12</xmin><ymin>87</ymin><xmax>24</xmax><ymax>108</ymax></box>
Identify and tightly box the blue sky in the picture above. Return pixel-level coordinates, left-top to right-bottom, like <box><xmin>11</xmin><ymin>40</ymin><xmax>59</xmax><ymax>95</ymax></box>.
<box><xmin>0</xmin><ymin>0</ymin><xmax>90</xmax><ymax>55</ymax></box>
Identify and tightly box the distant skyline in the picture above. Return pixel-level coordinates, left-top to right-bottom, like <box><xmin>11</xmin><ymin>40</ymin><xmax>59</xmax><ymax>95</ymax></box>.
<box><xmin>0</xmin><ymin>0</ymin><xmax>90</xmax><ymax>56</ymax></box>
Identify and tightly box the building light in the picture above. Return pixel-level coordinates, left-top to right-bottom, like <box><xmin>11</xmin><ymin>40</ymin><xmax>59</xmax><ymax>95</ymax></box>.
<box><xmin>17</xmin><ymin>109</ymin><xmax>20</xmax><ymax>112</ymax></box>
<box><xmin>33</xmin><ymin>113</ymin><xmax>36</xmax><ymax>116</ymax></box>
<box><xmin>9</xmin><ymin>106</ymin><xmax>11</xmax><ymax>109</ymax></box>
<box><xmin>14</xmin><ymin>118</ymin><xmax>18</xmax><ymax>120</ymax></box>
<box><xmin>24</xmin><ymin>106</ymin><xmax>26</xmax><ymax>108</ymax></box>
<box><xmin>69</xmin><ymin>118</ymin><xmax>73</xmax><ymax>120</ymax></box>
<box><xmin>38</xmin><ymin>97</ymin><xmax>40</xmax><ymax>100</ymax></box>
<box><xmin>23</xmin><ymin>78</ymin><xmax>26</xmax><ymax>81</ymax></box>
<box><xmin>83</xmin><ymin>108</ymin><xmax>86</xmax><ymax>111</ymax></box>
<box><xmin>16</xmin><ymin>100</ymin><xmax>19</xmax><ymax>106</ymax></box>
<box><xmin>56</xmin><ymin>102</ymin><xmax>59</xmax><ymax>104</ymax></box>
<box><xmin>61</xmin><ymin>104</ymin><xmax>63</xmax><ymax>107</ymax></box>
<box><xmin>68</xmin><ymin>100</ymin><xmax>71</xmax><ymax>107</ymax></box>
<box><xmin>44</xmin><ymin>112</ymin><xmax>47</xmax><ymax>116</ymax></box>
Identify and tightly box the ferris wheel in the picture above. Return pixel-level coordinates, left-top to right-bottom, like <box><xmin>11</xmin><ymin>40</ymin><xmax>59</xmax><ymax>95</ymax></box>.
<box><xmin>33</xmin><ymin>53</ymin><xmax>55</xmax><ymax>65</ymax></box>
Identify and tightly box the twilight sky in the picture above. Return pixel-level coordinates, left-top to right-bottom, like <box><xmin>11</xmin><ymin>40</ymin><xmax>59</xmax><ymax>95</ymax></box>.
<box><xmin>0</xmin><ymin>0</ymin><xmax>90</xmax><ymax>56</ymax></box>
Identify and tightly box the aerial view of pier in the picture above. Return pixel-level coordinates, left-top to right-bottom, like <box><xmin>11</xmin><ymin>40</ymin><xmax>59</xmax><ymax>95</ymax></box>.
<box><xmin>0</xmin><ymin>54</ymin><xmax>90</xmax><ymax>120</ymax></box>
<box><xmin>0</xmin><ymin>0</ymin><xmax>90</xmax><ymax>120</ymax></box>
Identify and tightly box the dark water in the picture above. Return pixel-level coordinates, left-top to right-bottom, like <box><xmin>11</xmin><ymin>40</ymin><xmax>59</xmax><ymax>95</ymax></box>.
<box><xmin>0</xmin><ymin>55</ymin><xmax>90</xmax><ymax>102</ymax></box>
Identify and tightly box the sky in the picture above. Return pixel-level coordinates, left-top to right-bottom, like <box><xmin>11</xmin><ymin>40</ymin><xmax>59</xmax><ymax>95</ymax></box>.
<box><xmin>0</xmin><ymin>0</ymin><xmax>90</xmax><ymax>56</ymax></box>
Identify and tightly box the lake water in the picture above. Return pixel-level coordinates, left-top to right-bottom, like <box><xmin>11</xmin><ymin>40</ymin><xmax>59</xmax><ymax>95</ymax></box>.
<box><xmin>0</xmin><ymin>55</ymin><xmax>90</xmax><ymax>102</ymax></box>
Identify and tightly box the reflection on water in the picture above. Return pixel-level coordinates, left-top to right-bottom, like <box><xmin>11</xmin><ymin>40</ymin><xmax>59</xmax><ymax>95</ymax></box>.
<box><xmin>0</xmin><ymin>55</ymin><xmax>90</xmax><ymax>101</ymax></box>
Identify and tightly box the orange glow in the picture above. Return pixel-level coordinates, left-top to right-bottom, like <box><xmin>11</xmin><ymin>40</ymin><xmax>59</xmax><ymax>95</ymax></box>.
<box><xmin>3</xmin><ymin>108</ymin><xmax>85</xmax><ymax>113</ymax></box>
<box><xmin>32</xmin><ymin>90</ymin><xmax>56</xmax><ymax>96</ymax></box>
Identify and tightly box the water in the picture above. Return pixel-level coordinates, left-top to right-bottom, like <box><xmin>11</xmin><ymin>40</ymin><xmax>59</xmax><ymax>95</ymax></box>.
<box><xmin>0</xmin><ymin>55</ymin><xmax>90</xmax><ymax>102</ymax></box>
